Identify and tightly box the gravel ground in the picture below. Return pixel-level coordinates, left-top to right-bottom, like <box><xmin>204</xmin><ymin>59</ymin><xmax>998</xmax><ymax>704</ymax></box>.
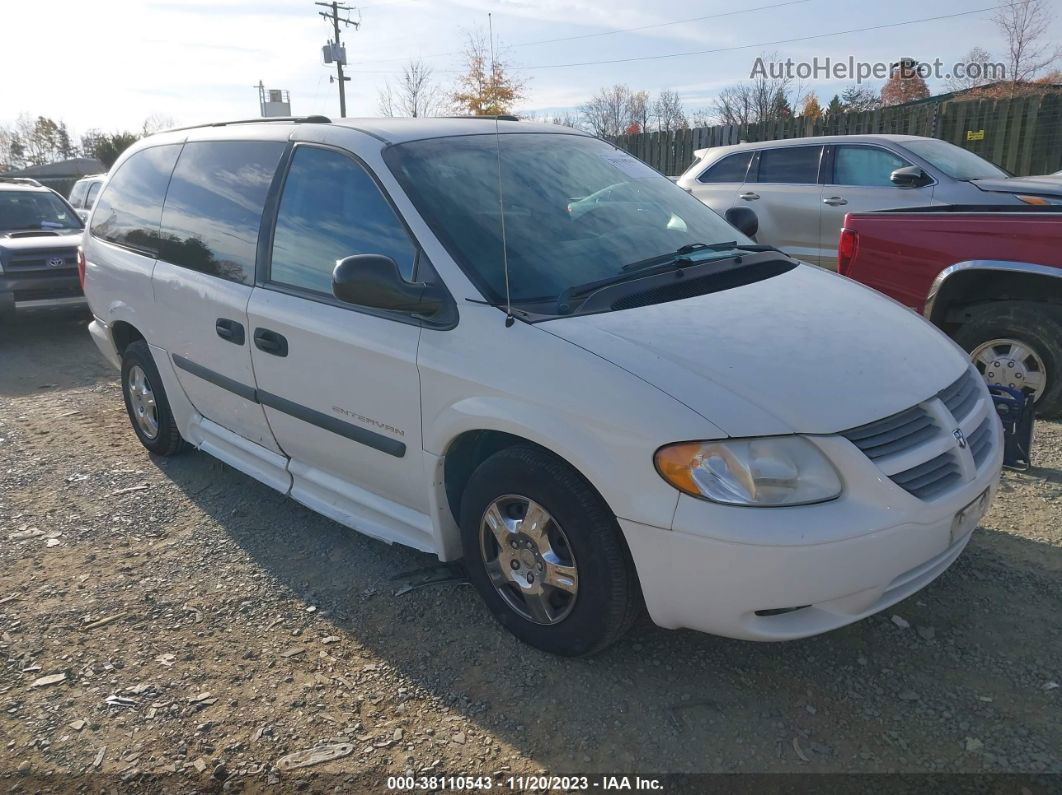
<box><xmin>0</xmin><ymin>314</ymin><xmax>1059</xmax><ymax>789</ymax></box>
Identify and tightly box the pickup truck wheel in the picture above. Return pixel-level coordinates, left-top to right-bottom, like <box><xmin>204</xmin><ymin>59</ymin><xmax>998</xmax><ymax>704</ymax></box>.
<box><xmin>953</xmin><ymin>301</ymin><xmax>1062</xmax><ymax>418</ymax></box>
<box><xmin>120</xmin><ymin>340</ymin><xmax>188</xmax><ymax>456</ymax></box>
<box><xmin>459</xmin><ymin>445</ymin><xmax>642</xmax><ymax>656</ymax></box>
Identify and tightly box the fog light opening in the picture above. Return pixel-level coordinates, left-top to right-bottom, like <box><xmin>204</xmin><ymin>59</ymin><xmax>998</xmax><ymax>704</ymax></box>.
<box><xmin>754</xmin><ymin>605</ymin><xmax>811</xmax><ymax>617</ymax></box>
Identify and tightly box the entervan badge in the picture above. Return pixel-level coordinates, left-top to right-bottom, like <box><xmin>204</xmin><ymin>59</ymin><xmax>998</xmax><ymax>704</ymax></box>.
<box><xmin>47</xmin><ymin>257</ymin><xmax>65</xmax><ymax>267</ymax></box>
<box><xmin>953</xmin><ymin>428</ymin><xmax>967</xmax><ymax>448</ymax></box>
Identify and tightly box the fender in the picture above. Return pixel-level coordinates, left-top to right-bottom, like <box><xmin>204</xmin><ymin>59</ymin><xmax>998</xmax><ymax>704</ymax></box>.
<box><xmin>426</xmin><ymin>394</ymin><xmax>693</xmax><ymax>535</ymax></box>
<box><xmin>925</xmin><ymin>260</ymin><xmax>1062</xmax><ymax>320</ymax></box>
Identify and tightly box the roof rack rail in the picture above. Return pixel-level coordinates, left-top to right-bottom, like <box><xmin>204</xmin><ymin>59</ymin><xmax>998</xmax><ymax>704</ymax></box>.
<box><xmin>0</xmin><ymin>177</ymin><xmax>44</xmax><ymax>187</ymax></box>
<box><xmin>158</xmin><ymin>115</ymin><xmax>332</xmax><ymax>135</ymax></box>
<box><xmin>442</xmin><ymin>115</ymin><xmax>520</xmax><ymax>122</ymax></box>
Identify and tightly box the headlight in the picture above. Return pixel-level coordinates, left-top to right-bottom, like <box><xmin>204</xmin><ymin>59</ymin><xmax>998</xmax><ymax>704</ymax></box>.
<box><xmin>654</xmin><ymin>436</ymin><xmax>842</xmax><ymax>506</ymax></box>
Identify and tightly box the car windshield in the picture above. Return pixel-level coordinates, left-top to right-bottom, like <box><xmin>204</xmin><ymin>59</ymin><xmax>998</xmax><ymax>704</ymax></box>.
<box><xmin>384</xmin><ymin>133</ymin><xmax>752</xmax><ymax>307</ymax></box>
<box><xmin>0</xmin><ymin>190</ymin><xmax>82</xmax><ymax>232</ymax></box>
<box><xmin>903</xmin><ymin>139</ymin><xmax>1009</xmax><ymax>180</ymax></box>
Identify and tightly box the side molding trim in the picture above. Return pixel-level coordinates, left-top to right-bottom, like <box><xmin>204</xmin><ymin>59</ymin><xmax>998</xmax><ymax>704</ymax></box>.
<box><xmin>171</xmin><ymin>354</ymin><xmax>406</xmax><ymax>458</ymax></box>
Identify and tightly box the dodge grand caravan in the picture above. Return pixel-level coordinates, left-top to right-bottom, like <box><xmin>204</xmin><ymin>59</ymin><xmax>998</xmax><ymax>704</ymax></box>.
<box><xmin>83</xmin><ymin>117</ymin><xmax>1003</xmax><ymax>656</ymax></box>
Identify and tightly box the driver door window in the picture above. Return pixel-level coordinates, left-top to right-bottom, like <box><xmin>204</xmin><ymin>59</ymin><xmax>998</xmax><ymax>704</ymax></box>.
<box><xmin>269</xmin><ymin>145</ymin><xmax>417</xmax><ymax>295</ymax></box>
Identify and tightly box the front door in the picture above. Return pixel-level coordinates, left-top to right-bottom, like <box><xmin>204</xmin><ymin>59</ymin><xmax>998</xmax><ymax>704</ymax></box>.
<box><xmin>246</xmin><ymin>143</ymin><xmax>431</xmax><ymax>551</ymax></box>
<box><xmin>820</xmin><ymin>144</ymin><xmax>935</xmax><ymax>268</ymax></box>
<box><xmin>745</xmin><ymin>145</ymin><xmax>826</xmax><ymax>265</ymax></box>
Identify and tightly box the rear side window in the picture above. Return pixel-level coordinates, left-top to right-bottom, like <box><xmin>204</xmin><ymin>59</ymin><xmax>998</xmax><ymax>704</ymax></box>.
<box><xmin>269</xmin><ymin>146</ymin><xmax>417</xmax><ymax>294</ymax></box>
<box><xmin>698</xmin><ymin>152</ymin><xmax>752</xmax><ymax>184</ymax></box>
<box><xmin>833</xmin><ymin>146</ymin><xmax>910</xmax><ymax>186</ymax></box>
<box><xmin>86</xmin><ymin>181</ymin><xmax>103</xmax><ymax>206</ymax></box>
<box><xmin>90</xmin><ymin>145</ymin><xmax>181</xmax><ymax>255</ymax></box>
<box><xmin>69</xmin><ymin>181</ymin><xmax>88</xmax><ymax>208</ymax></box>
<box><xmin>755</xmin><ymin>146</ymin><xmax>821</xmax><ymax>184</ymax></box>
<box><xmin>159</xmin><ymin>141</ymin><xmax>285</xmax><ymax>285</ymax></box>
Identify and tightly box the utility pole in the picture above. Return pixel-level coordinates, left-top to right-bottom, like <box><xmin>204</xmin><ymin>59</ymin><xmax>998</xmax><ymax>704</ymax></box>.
<box><xmin>316</xmin><ymin>1</ymin><xmax>358</xmax><ymax>118</ymax></box>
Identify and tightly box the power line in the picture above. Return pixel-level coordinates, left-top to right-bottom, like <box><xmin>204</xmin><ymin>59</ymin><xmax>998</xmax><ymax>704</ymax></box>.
<box><xmin>518</xmin><ymin>4</ymin><xmax>1013</xmax><ymax>70</ymax></box>
<box><xmin>350</xmin><ymin>0</ymin><xmax>815</xmax><ymax>66</ymax></box>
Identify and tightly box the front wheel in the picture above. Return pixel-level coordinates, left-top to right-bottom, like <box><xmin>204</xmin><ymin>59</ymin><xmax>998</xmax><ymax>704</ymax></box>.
<box><xmin>459</xmin><ymin>445</ymin><xmax>642</xmax><ymax>656</ymax></box>
<box><xmin>953</xmin><ymin>301</ymin><xmax>1062</xmax><ymax>418</ymax></box>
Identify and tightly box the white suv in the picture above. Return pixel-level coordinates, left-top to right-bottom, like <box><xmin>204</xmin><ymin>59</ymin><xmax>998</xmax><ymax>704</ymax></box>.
<box><xmin>83</xmin><ymin>117</ymin><xmax>1003</xmax><ymax>656</ymax></box>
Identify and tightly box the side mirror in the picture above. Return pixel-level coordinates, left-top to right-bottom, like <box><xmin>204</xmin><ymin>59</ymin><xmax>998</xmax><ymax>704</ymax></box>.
<box><xmin>890</xmin><ymin>165</ymin><xmax>929</xmax><ymax>188</ymax></box>
<box><xmin>725</xmin><ymin>206</ymin><xmax>758</xmax><ymax>238</ymax></box>
<box><xmin>332</xmin><ymin>254</ymin><xmax>444</xmax><ymax>317</ymax></box>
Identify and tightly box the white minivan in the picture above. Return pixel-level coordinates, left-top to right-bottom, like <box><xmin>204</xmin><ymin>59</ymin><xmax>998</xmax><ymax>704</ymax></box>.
<box><xmin>82</xmin><ymin>117</ymin><xmax>1003</xmax><ymax>656</ymax></box>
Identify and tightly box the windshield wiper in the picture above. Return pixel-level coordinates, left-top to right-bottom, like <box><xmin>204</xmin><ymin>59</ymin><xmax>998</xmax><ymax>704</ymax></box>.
<box><xmin>620</xmin><ymin>241</ymin><xmax>738</xmax><ymax>272</ymax></box>
<box><xmin>556</xmin><ymin>244</ymin><xmax>756</xmax><ymax>313</ymax></box>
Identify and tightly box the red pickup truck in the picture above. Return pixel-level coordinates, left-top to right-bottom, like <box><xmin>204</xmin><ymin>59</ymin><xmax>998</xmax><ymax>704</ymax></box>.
<box><xmin>837</xmin><ymin>206</ymin><xmax>1062</xmax><ymax>416</ymax></box>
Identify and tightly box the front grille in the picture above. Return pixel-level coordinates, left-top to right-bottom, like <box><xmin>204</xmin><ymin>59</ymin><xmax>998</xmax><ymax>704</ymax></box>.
<box><xmin>889</xmin><ymin>451</ymin><xmax>963</xmax><ymax>500</ymax></box>
<box><xmin>967</xmin><ymin>417</ymin><xmax>993</xmax><ymax>467</ymax></box>
<box><xmin>938</xmin><ymin>368</ymin><xmax>980</xmax><ymax>422</ymax></box>
<box><xmin>842</xmin><ymin>367</ymin><xmax>997</xmax><ymax>501</ymax></box>
<box><xmin>4</xmin><ymin>248</ymin><xmax>78</xmax><ymax>272</ymax></box>
<box><xmin>841</xmin><ymin>405</ymin><xmax>937</xmax><ymax>461</ymax></box>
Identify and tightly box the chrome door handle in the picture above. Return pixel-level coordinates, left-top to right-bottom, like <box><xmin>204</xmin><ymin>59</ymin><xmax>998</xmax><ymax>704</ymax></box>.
<box><xmin>739</xmin><ymin>192</ymin><xmax>759</xmax><ymax>201</ymax></box>
<box><xmin>823</xmin><ymin>196</ymin><xmax>848</xmax><ymax>206</ymax></box>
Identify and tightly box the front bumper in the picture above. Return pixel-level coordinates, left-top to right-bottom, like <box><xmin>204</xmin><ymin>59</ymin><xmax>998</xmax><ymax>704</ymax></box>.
<box><xmin>0</xmin><ymin>270</ymin><xmax>85</xmax><ymax>319</ymax></box>
<box><xmin>622</xmin><ymin>422</ymin><xmax>1004</xmax><ymax>641</ymax></box>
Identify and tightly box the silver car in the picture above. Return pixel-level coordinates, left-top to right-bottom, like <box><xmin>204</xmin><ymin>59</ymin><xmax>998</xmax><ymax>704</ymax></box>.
<box><xmin>68</xmin><ymin>174</ymin><xmax>107</xmax><ymax>223</ymax></box>
<box><xmin>676</xmin><ymin>134</ymin><xmax>1062</xmax><ymax>268</ymax></box>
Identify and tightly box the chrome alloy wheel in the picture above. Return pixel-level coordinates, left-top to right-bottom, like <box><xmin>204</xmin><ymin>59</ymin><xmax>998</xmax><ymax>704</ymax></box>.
<box><xmin>479</xmin><ymin>495</ymin><xmax>579</xmax><ymax>625</ymax></box>
<box><xmin>127</xmin><ymin>364</ymin><xmax>159</xmax><ymax>439</ymax></box>
<box><xmin>971</xmin><ymin>338</ymin><xmax>1047</xmax><ymax>402</ymax></box>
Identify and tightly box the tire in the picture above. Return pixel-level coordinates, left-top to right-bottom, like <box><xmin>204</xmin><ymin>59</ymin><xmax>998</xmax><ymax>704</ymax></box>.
<box><xmin>120</xmin><ymin>340</ymin><xmax>187</xmax><ymax>456</ymax></box>
<box><xmin>953</xmin><ymin>301</ymin><xmax>1062</xmax><ymax>419</ymax></box>
<box><xmin>459</xmin><ymin>445</ymin><xmax>642</xmax><ymax>656</ymax></box>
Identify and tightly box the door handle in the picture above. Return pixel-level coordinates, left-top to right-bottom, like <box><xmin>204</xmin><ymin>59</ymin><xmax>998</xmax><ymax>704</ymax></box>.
<box><xmin>823</xmin><ymin>196</ymin><xmax>848</xmax><ymax>206</ymax></box>
<box><xmin>215</xmin><ymin>318</ymin><xmax>245</xmax><ymax>345</ymax></box>
<box><xmin>253</xmin><ymin>328</ymin><xmax>288</xmax><ymax>357</ymax></box>
<box><xmin>739</xmin><ymin>192</ymin><xmax>760</xmax><ymax>201</ymax></box>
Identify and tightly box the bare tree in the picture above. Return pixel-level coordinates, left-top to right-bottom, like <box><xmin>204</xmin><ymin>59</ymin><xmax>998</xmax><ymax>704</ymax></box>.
<box><xmin>579</xmin><ymin>85</ymin><xmax>639</xmax><ymax>137</ymax></box>
<box><xmin>451</xmin><ymin>30</ymin><xmax>526</xmax><ymax>116</ymax></box>
<box><xmin>840</xmin><ymin>84</ymin><xmax>880</xmax><ymax>112</ymax></box>
<box><xmin>993</xmin><ymin>0</ymin><xmax>1060</xmax><ymax>82</ymax></box>
<box><xmin>652</xmin><ymin>89</ymin><xmax>688</xmax><ymax>132</ymax></box>
<box><xmin>945</xmin><ymin>47</ymin><xmax>996</xmax><ymax>92</ymax></box>
<box><xmin>379</xmin><ymin>60</ymin><xmax>442</xmax><ymax>118</ymax></box>
<box><xmin>713</xmin><ymin>53</ymin><xmax>796</xmax><ymax>124</ymax></box>
<box><xmin>142</xmin><ymin>113</ymin><xmax>176</xmax><ymax>135</ymax></box>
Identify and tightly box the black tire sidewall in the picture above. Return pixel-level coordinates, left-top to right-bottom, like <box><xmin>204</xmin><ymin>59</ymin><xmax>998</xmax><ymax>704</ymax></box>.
<box><xmin>120</xmin><ymin>340</ymin><xmax>183</xmax><ymax>455</ymax></box>
<box><xmin>953</xmin><ymin>302</ymin><xmax>1062</xmax><ymax>418</ymax></box>
<box><xmin>459</xmin><ymin>446</ymin><xmax>637</xmax><ymax>656</ymax></box>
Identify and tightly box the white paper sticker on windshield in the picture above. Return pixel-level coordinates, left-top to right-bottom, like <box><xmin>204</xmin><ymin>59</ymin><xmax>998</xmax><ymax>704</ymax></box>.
<box><xmin>599</xmin><ymin>151</ymin><xmax>657</xmax><ymax>179</ymax></box>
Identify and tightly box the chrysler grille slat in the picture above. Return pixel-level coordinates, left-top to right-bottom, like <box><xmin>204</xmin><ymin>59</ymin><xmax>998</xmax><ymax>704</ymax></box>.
<box><xmin>841</xmin><ymin>406</ymin><xmax>937</xmax><ymax>461</ymax></box>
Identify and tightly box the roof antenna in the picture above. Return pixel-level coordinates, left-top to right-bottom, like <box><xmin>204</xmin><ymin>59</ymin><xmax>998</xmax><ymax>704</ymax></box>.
<box><xmin>489</xmin><ymin>12</ymin><xmax>514</xmax><ymax>328</ymax></box>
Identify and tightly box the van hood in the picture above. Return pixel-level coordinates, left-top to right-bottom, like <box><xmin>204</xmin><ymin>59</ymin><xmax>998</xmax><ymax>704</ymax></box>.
<box><xmin>542</xmin><ymin>264</ymin><xmax>968</xmax><ymax>437</ymax></box>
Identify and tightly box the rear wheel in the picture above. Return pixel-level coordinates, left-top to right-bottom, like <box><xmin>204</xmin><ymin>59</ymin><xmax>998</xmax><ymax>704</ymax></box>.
<box><xmin>459</xmin><ymin>445</ymin><xmax>641</xmax><ymax>656</ymax></box>
<box><xmin>120</xmin><ymin>340</ymin><xmax>187</xmax><ymax>456</ymax></box>
<box><xmin>953</xmin><ymin>301</ymin><xmax>1062</xmax><ymax>418</ymax></box>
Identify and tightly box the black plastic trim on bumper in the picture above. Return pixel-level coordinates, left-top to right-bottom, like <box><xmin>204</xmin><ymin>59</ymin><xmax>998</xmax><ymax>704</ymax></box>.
<box><xmin>171</xmin><ymin>353</ymin><xmax>406</xmax><ymax>458</ymax></box>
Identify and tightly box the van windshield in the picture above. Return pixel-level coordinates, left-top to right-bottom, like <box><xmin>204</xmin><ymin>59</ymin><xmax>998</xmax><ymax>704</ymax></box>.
<box><xmin>384</xmin><ymin>133</ymin><xmax>752</xmax><ymax>307</ymax></box>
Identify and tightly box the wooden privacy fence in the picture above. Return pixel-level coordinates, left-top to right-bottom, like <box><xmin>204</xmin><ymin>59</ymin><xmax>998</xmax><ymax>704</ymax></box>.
<box><xmin>612</xmin><ymin>93</ymin><xmax>1062</xmax><ymax>177</ymax></box>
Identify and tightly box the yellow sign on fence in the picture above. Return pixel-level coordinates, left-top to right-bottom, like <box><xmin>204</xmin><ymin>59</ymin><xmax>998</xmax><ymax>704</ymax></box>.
<box><xmin>966</xmin><ymin>129</ymin><xmax>985</xmax><ymax>141</ymax></box>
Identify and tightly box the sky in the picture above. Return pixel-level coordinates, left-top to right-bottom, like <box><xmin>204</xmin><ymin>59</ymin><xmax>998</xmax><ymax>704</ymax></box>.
<box><xmin>2</xmin><ymin>0</ymin><xmax>1059</xmax><ymax>137</ymax></box>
